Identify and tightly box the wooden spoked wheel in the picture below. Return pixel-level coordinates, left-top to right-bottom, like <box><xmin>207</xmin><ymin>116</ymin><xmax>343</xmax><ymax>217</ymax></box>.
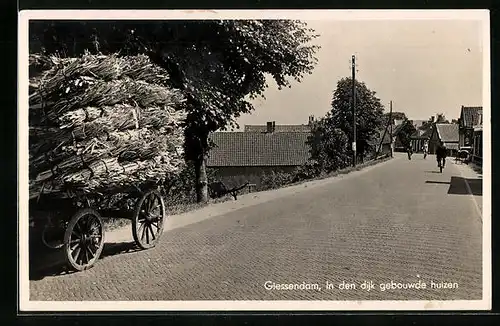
<box><xmin>132</xmin><ymin>190</ymin><xmax>165</xmax><ymax>249</ymax></box>
<box><xmin>63</xmin><ymin>208</ymin><xmax>105</xmax><ymax>271</ymax></box>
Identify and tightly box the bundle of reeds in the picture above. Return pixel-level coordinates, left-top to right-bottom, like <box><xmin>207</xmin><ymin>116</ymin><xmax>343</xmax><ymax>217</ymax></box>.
<box><xmin>29</xmin><ymin>53</ymin><xmax>187</xmax><ymax>200</ymax></box>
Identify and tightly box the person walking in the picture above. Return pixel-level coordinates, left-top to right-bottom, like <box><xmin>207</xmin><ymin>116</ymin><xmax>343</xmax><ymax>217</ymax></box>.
<box><xmin>423</xmin><ymin>140</ymin><xmax>429</xmax><ymax>159</ymax></box>
<box><xmin>406</xmin><ymin>144</ymin><xmax>413</xmax><ymax>160</ymax></box>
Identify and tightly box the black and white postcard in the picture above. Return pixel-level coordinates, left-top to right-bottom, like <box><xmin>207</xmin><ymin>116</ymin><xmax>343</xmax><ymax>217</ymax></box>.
<box><xmin>18</xmin><ymin>9</ymin><xmax>491</xmax><ymax>311</ymax></box>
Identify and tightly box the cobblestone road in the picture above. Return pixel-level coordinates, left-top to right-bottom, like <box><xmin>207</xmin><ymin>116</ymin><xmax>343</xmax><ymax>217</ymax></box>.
<box><xmin>29</xmin><ymin>154</ymin><xmax>483</xmax><ymax>301</ymax></box>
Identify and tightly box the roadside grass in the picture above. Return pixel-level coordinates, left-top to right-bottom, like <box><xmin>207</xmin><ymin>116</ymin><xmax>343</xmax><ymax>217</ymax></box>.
<box><xmin>103</xmin><ymin>193</ymin><xmax>235</xmax><ymax>232</ymax></box>
<box><xmin>260</xmin><ymin>154</ymin><xmax>392</xmax><ymax>191</ymax></box>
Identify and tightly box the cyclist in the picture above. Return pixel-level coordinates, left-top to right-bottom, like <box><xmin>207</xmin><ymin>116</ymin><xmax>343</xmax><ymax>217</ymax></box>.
<box><xmin>435</xmin><ymin>141</ymin><xmax>447</xmax><ymax>169</ymax></box>
<box><xmin>422</xmin><ymin>140</ymin><xmax>429</xmax><ymax>159</ymax></box>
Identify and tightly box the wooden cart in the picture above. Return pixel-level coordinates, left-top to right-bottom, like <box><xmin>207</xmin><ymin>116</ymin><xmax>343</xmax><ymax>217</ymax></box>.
<box><xmin>30</xmin><ymin>183</ymin><xmax>166</xmax><ymax>272</ymax></box>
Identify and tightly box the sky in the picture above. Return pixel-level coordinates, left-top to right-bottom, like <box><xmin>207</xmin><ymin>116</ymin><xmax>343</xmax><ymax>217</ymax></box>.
<box><xmin>235</xmin><ymin>19</ymin><xmax>483</xmax><ymax>129</ymax></box>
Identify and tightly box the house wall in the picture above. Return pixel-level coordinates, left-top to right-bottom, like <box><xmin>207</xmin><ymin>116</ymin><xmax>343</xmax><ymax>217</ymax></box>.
<box><xmin>459</xmin><ymin>127</ymin><xmax>465</xmax><ymax>148</ymax></box>
<box><xmin>411</xmin><ymin>138</ymin><xmax>428</xmax><ymax>153</ymax></box>
<box><xmin>472</xmin><ymin>130</ymin><xmax>482</xmax><ymax>165</ymax></box>
<box><xmin>428</xmin><ymin>126</ymin><xmax>440</xmax><ymax>154</ymax></box>
<box><xmin>459</xmin><ymin>127</ymin><xmax>474</xmax><ymax>149</ymax></box>
<box><xmin>208</xmin><ymin>165</ymin><xmax>299</xmax><ymax>191</ymax></box>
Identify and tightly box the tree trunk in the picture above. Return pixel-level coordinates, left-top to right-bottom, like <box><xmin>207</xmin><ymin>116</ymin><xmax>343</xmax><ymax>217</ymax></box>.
<box><xmin>194</xmin><ymin>154</ymin><xmax>209</xmax><ymax>203</ymax></box>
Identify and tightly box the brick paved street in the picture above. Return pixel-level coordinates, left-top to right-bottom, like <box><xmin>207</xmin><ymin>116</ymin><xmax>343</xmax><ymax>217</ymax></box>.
<box><xmin>29</xmin><ymin>154</ymin><xmax>483</xmax><ymax>301</ymax></box>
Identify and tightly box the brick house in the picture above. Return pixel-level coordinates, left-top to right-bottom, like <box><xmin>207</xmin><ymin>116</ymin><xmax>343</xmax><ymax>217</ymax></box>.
<box><xmin>392</xmin><ymin>120</ymin><xmax>417</xmax><ymax>152</ymax></box>
<box><xmin>368</xmin><ymin>126</ymin><xmax>393</xmax><ymax>158</ymax></box>
<box><xmin>207</xmin><ymin>126</ymin><xmax>311</xmax><ymax>189</ymax></box>
<box><xmin>458</xmin><ymin>106</ymin><xmax>482</xmax><ymax>151</ymax></box>
<box><xmin>428</xmin><ymin>123</ymin><xmax>460</xmax><ymax>156</ymax></box>
<box><xmin>409</xmin><ymin>119</ymin><xmax>433</xmax><ymax>153</ymax></box>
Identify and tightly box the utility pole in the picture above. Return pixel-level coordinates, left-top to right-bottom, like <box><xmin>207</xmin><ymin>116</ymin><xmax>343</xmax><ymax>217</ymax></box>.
<box><xmin>352</xmin><ymin>55</ymin><xmax>357</xmax><ymax>167</ymax></box>
<box><xmin>389</xmin><ymin>100</ymin><xmax>393</xmax><ymax>158</ymax></box>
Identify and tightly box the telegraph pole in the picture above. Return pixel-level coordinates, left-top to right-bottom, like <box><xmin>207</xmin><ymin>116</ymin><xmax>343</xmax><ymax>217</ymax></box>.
<box><xmin>389</xmin><ymin>100</ymin><xmax>393</xmax><ymax>158</ymax></box>
<box><xmin>352</xmin><ymin>55</ymin><xmax>357</xmax><ymax>167</ymax></box>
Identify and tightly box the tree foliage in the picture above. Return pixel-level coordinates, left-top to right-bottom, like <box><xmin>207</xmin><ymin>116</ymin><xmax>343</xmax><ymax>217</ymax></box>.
<box><xmin>327</xmin><ymin>77</ymin><xmax>385</xmax><ymax>161</ymax></box>
<box><xmin>383</xmin><ymin>111</ymin><xmax>407</xmax><ymax>125</ymax></box>
<box><xmin>436</xmin><ymin>113</ymin><xmax>449</xmax><ymax>123</ymax></box>
<box><xmin>307</xmin><ymin>118</ymin><xmax>351</xmax><ymax>172</ymax></box>
<box><xmin>398</xmin><ymin>120</ymin><xmax>417</xmax><ymax>148</ymax></box>
<box><xmin>29</xmin><ymin>20</ymin><xmax>320</xmax><ymax>202</ymax></box>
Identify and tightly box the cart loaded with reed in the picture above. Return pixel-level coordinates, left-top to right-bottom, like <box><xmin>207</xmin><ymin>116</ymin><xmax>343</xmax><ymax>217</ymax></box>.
<box><xmin>29</xmin><ymin>53</ymin><xmax>187</xmax><ymax>271</ymax></box>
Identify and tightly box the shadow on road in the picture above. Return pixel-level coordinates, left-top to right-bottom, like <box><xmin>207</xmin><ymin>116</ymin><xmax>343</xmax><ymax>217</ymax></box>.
<box><xmin>425</xmin><ymin>177</ymin><xmax>482</xmax><ymax>196</ymax></box>
<box><xmin>448</xmin><ymin>176</ymin><xmax>482</xmax><ymax>196</ymax></box>
<box><xmin>424</xmin><ymin>170</ymin><xmax>443</xmax><ymax>174</ymax></box>
<box><xmin>426</xmin><ymin>181</ymin><xmax>450</xmax><ymax>185</ymax></box>
<box><xmin>29</xmin><ymin>239</ymin><xmax>142</xmax><ymax>281</ymax></box>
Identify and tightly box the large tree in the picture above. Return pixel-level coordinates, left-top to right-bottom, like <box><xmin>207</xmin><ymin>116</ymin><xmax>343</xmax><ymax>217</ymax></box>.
<box><xmin>307</xmin><ymin>118</ymin><xmax>351</xmax><ymax>172</ymax></box>
<box><xmin>29</xmin><ymin>20</ymin><xmax>320</xmax><ymax>202</ymax></box>
<box><xmin>436</xmin><ymin>113</ymin><xmax>449</xmax><ymax>123</ymax></box>
<box><xmin>327</xmin><ymin>77</ymin><xmax>385</xmax><ymax>162</ymax></box>
<box><xmin>398</xmin><ymin>120</ymin><xmax>417</xmax><ymax>148</ymax></box>
<box><xmin>383</xmin><ymin>111</ymin><xmax>407</xmax><ymax>125</ymax></box>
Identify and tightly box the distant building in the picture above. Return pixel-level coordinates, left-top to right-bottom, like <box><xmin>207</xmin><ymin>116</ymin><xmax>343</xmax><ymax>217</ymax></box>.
<box><xmin>391</xmin><ymin>120</ymin><xmax>417</xmax><ymax>152</ymax></box>
<box><xmin>207</xmin><ymin>129</ymin><xmax>311</xmax><ymax>189</ymax></box>
<box><xmin>458</xmin><ymin>106</ymin><xmax>482</xmax><ymax>151</ymax></box>
<box><xmin>428</xmin><ymin>123</ymin><xmax>460</xmax><ymax>156</ymax></box>
<box><xmin>369</xmin><ymin>127</ymin><xmax>392</xmax><ymax>158</ymax></box>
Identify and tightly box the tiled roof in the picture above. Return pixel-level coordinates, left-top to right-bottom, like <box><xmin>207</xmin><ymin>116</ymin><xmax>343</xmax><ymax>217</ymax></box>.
<box><xmin>244</xmin><ymin>124</ymin><xmax>312</xmax><ymax>133</ymax></box>
<box><xmin>390</xmin><ymin>123</ymin><xmax>405</xmax><ymax>136</ymax></box>
<box><xmin>461</xmin><ymin>106</ymin><xmax>483</xmax><ymax>128</ymax></box>
<box><xmin>421</xmin><ymin>127</ymin><xmax>433</xmax><ymax>139</ymax></box>
<box><xmin>207</xmin><ymin>132</ymin><xmax>311</xmax><ymax>167</ymax></box>
<box><xmin>436</xmin><ymin>123</ymin><xmax>459</xmax><ymax>142</ymax></box>
<box><xmin>411</xmin><ymin>124</ymin><xmax>433</xmax><ymax>138</ymax></box>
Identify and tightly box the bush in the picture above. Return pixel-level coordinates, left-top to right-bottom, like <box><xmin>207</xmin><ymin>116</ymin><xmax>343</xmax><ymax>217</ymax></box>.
<box><xmin>307</xmin><ymin>118</ymin><xmax>351</xmax><ymax>173</ymax></box>
<box><xmin>260</xmin><ymin>170</ymin><xmax>294</xmax><ymax>191</ymax></box>
<box><xmin>292</xmin><ymin>160</ymin><xmax>322</xmax><ymax>182</ymax></box>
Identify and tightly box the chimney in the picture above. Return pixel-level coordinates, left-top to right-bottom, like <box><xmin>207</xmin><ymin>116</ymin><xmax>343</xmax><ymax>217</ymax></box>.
<box><xmin>308</xmin><ymin>115</ymin><xmax>315</xmax><ymax>125</ymax></box>
<box><xmin>266</xmin><ymin>121</ymin><xmax>276</xmax><ymax>133</ymax></box>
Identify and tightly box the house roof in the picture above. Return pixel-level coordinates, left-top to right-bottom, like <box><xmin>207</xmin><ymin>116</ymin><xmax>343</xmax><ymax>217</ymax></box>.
<box><xmin>435</xmin><ymin>123</ymin><xmax>459</xmax><ymax>142</ymax></box>
<box><xmin>391</xmin><ymin>123</ymin><xmax>405</xmax><ymax>136</ymax></box>
<box><xmin>421</xmin><ymin>127</ymin><xmax>433</xmax><ymax>139</ymax></box>
<box><xmin>244</xmin><ymin>124</ymin><xmax>312</xmax><ymax>133</ymax></box>
<box><xmin>411</xmin><ymin>123</ymin><xmax>433</xmax><ymax>139</ymax></box>
<box><xmin>460</xmin><ymin>106</ymin><xmax>483</xmax><ymax>128</ymax></box>
<box><xmin>207</xmin><ymin>132</ymin><xmax>310</xmax><ymax>167</ymax></box>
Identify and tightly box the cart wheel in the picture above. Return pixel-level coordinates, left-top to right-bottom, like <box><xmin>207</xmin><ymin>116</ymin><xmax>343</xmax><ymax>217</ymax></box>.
<box><xmin>132</xmin><ymin>190</ymin><xmax>165</xmax><ymax>249</ymax></box>
<box><xmin>63</xmin><ymin>208</ymin><xmax>105</xmax><ymax>271</ymax></box>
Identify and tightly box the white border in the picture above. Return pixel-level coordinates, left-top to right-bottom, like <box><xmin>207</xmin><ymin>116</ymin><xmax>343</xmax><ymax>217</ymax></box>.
<box><xmin>18</xmin><ymin>9</ymin><xmax>491</xmax><ymax>312</ymax></box>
